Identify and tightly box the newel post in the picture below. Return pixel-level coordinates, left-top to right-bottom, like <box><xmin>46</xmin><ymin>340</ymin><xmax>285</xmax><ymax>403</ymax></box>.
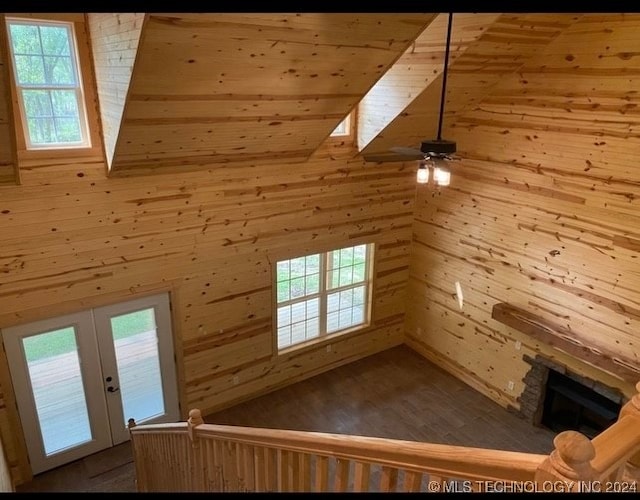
<box><xmin>188</xmin><ymin>408</ymin><xmax>204</xmax><ymax>446</ymax></box>
<box><xmin>618</xmin><ymin>381</ymin><xmax>640</xmax><ymax>468</ymax></box>
<box><xmin>535</xmin><ymin>431</ymin><xmax>597</xmax><ymax>491</ymax></box>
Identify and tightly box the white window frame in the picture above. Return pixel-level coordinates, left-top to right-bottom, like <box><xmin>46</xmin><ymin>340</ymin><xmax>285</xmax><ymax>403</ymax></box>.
<box><xmin>330</xmin><ymin>113</ymin><xmax>351</xmax><ymax>137</ymax></box>
<box><xmin>5</xmin><ymin>17</ymin><xmax>91</xmax><ymax>150</ymax></box>
<box><xmin>274</xmin><ymin>243</ymin><xmax>374</xmax><ymax>352</ymax></box>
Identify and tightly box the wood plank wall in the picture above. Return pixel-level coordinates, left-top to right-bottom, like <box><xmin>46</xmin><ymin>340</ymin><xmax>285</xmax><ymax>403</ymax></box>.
<box><xmin>357</xmin><ymin>13</ymin><xmax>497</xmax><ymax>151</ymax></box>
<box><xmin>86</xmin><ymin>13</ymin><xmax>145</xmax><ymax>169</ymax></box>
<box><xmin>0</xmin><ymin>14</ymin><xmax>17</xmax><ymax>185</ymax></box>
<box><xmin>361</xmin><ymin>14</ymin><xmax>580</xmax><ymax>158</ymax></box>
<box><xmin>0</xmin><ymin>132</ymin><xmax>415</xmax><ymax>484</ymax></box>
<box><xmin>110</xmin><ymin>13</ymin><xmax>434</xmax><ymax>174</ymax></box>
<box><xmin>405</xmin><ymin>13</ymin><xmax>640</xmax><ymax>411</ymax></box>
<box><xmin>0</xmin><ymin>435</ymin><xmax>12</xmax><ymax>492</ymax></box>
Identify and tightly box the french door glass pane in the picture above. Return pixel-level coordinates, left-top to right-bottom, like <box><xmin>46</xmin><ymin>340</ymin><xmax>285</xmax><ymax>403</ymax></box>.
<box><xmin>22</xmin><ymin>327</ymin><xmax>92</xmax><ymax>456</ymax></box>
<box><xmin>110</xmin><ymin>308</ymin><xmax>164</xmax><ymax>426</ymax></box>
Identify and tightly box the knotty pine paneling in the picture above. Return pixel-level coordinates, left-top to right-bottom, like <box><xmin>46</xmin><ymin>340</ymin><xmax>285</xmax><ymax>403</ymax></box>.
<box><xmin>406</xmin><ymin>13</ymin><xmax>640</xmax><ymax>413</ymax></box>
<box><xmin>110</xmin><ymin>13</ymin><xmax>434</xmax><ymax>174</ymax></box>
<box><xmin>357</xmin><ymin>13</ymin><xmax>498</xmax><ymax>151</ymax></box>
<box><xmin>86</xmin><ymin>13</ymin><xmax>145</xmax><ymax>169</ymax></box>
<box><xmin>0</xmin><ymin>14</ymin><xmax>17</xmax><ymax>185</ymax></box>
<box><xmin>0</xmin><ymin>136</ymin><xmax>416</xmax><ymax>484</ymax></box>
<box><xmin>361</xmin><ymin>14</ymin><xmax>580</xmax><ymax>159</ymax></box>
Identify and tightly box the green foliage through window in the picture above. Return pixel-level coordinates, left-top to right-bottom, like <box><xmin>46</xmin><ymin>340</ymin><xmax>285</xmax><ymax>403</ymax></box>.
<box><xmin>7</xmin><ymin>19</ymin><xmax>86</xmax><ymax>147</ymax></box>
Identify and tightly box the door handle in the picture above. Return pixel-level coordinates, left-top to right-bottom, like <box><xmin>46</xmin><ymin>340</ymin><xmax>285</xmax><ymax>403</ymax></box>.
<box><xmin>107</xmin><ymin>386</ymin><xmax>120</xmax><ymax>393</ymax></box>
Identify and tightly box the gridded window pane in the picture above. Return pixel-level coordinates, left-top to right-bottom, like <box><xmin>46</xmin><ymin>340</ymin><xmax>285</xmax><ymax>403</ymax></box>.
<box><xmin>7</xmin><ymin>20</ymin><xmax>88</xmax><ymax>148</ymax></box>
<box><xmin>306</xmin><ymin>298</ymin><xmax>319</xmax><ymax>319</ymax></box>
<box><xmin>352</xmin><ymin>305</ymin><xmax>365</xmax><ymax>324</ymax></box>
<box><xmin>276</xmin><ymin>245</ymin><xmax>372</xmax><ymax>349</ymax></box>
<box><xmin>290</xmin><ymin>277</ymin><xmax>305</xmax><ymax>300</ymax></box>
<box><xmin>354</xmin><ymin>245</ymin><xmax>367</xmax><ymax>264</ymax></box>
<box><xmin>9</xmin><ymin>24</ymin><xmax>41</xmax><ymax>53</ymax></box>
<box><xmin>278</xmin><ymin>326</ymin><xmax>291</xmax><ymax>348</ymax></box>
<box><xmin>339</xmin><ymin>309</ymin><xmax>353</xmax><ymax>329</ymax></box>
<box><xmin>327</xmin><ymin>312</ymin><xmax>339</xmax><ymax>333</ymax></box>
<box><xmin>339</xmin><ymin>267</ymin><xmax>353</xmax><ymax>287</ymax></box>
<box><xmin>15</xmin><ymin>55</ymin><xmax>45</xmax><ymax>84</ymax></box>
<box><xmin>23</xmin><ymin>90</ymin><xmax>53</xmax><ymax>117</ymax></box>
<box><xmin>276</xmin><ymin>261</ymin><xmax>290</xmax><ymax>282</ymax></box>
<box><xmin>306</xmin><ymin>318</ymin><xmax>319</xmax><ymax>339</ymax></box>
<box><xmin>306</xmin><ymin>254</ymin><xmax>319</xmax><ymax>274</ymax></box>
<box><xmin>291</xmin><ymin>323</ymin><xmax>305</xmax><ymax>344</ymax></box>
<box><xmin>353</xmin><ymin>286</ymin><xmax>365</xmax><ymax>306</ymax></box>
<box><xmin>45</xmin><ymin>56</ymin><xmax>74</xmax><ymax>85</ymax></box>
<box><xmin>305</xmin><ymin>273</ymin><xmax>319</xmax><ymax>295</ymax></box>
<box><xmin>54</xmin><ymin>117</ymin><xmax>81</xmax><ymax>142</ymax></box>
<box><xmin>27</xmin><ymin>118</ymin><xmax>56</xmax><ymax>144</ymax></box>
<box><xmin>277</xmin><ymin>281</ymin><xmax>289</xmax><ymax>303</ymax></box>
<box><xmin>330</xmin><ymin>270</ymin><xmax>340</xmax><ymax>289</ymax></box>
<box><xmin>340</xmin><ymin>247</ymin><xmax>354</xmax><ymax>267</ymax></box>
<box><xmin>331</xmin><ymin>251</ymin><xmax>340</xmax><ymax>271</ymax></box>
<box><xmin>40</xmin><ymin>25</ymin><xmax>71</xmax><ymax>56</ymax></box>
<box><xmin>339</xmin><ymin>289</ymin><xmax>353</xmax><ymax>309</ymax></box>
<box><xmin>353</xmin><ymin>263</ymin><xmax>366</xmax><ymax>283</ymax></box>
<box><xmin>290</xmin><ymin>257</ymin><xmax>306</xmax><ymax>278</ymax></box>
<box><xmin>327</xmin><ymin>293</ymin><xmax>339</xmax><ymax>313</ymax></box>
<box><xmin>277</xmin><ymin>306</ymin><xmax>291</xmax><ymax>327</ymax></box>
<box><xmin>290</xmin><ymin>302</ymin><xmax>306</xmax><ymax>324</ymax></box>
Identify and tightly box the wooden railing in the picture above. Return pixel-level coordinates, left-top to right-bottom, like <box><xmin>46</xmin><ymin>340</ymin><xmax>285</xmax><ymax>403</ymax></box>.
<box><xmin>129</xmin><ymin>382</ymin><xmax>640</xmax><ymax>492</ymax></box>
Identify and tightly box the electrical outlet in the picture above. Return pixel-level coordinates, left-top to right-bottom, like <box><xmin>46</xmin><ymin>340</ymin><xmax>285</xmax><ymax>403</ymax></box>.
<box><xmin>326</xmin><ymin>344</ymin><xmax>332</xmax><ymax>353</ymax></box>
<box><xmin>515</xmin><ymin>340</ymin><xmax>522</xmax><ymax>351</ymax></box>
<box><xmin>507</xmin><ymin>381</ymin><xmax>515</xmax><ymax>391</ymax></box>
<box><xmin>417</xmin><ymin>326</ymin><xmax>423</xmax><ymax>336</ymax></box>
<box><xmin>232</xmin><ymin>375</ymin><xmax>239</xmax><ymax>386</ymax></box>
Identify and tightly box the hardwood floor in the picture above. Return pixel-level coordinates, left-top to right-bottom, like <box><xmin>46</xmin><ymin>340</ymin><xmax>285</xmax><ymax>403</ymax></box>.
<box><xmin>16</xmin><ymin>345</ymin><xmax>556</xmax><ymax>492</ymax></box>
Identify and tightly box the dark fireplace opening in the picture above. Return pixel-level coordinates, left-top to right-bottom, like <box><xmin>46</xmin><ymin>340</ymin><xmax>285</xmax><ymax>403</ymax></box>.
<box><xmin>541</xmin><ymin>370</ymin><xmax>621</xmax><ymax>439</ymax></box>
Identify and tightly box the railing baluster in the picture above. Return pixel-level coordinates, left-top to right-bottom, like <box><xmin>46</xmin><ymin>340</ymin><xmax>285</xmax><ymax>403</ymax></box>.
<box><xmin>265</xmin><ymin>448</ymin><xmax>277</xmax><ymax>492</ymax></box>
<box><xmin>300</xmin><ymin>453</ymin><xmax>311</xmax><ymax>491</ymax></box>
<box><xmin>334</xmin><ymin>458</ymin><xmax>350</xmax><ymax>491</ymax></box>
<box><xmin>315</xmin><ymin>455</ymin><xmax>329</xmax><ymax>492</ymax></box>
<box><xmin>253</xmin><ymin>446</ymin><xmax>265</xmax><ymax>492</ymax></box>
<box><xmin>204</xmin><ymin>440</ymin><xmax>216</xmax><ymax>490</ymax></box>
<box><xmin>379</xmin><ymin>466</ymin><xmax>398</xmax><ymax>492</ymax></box>
<box><xmin>243</xmin><ymin>444</ymin><xmax>255</xmax><ymax>491</ymax></box>
<box><xmin>277</xmin><ymin>449</ymin><xmax>290</xmax><ymax>492</ymax></box>
<box><xmin>129</xmin><ymin>402</ymin><xmax>640</xmax><ymax>495</ymax></box>
<box><xmin>353</xmin><ymin>462</ymin><xmax>371</xmax><ymax>492</ymax></box>
<box><xmin>401</xmin><ymin>470</ymin><xmax>422</xmax><ymax>492</ymax></box>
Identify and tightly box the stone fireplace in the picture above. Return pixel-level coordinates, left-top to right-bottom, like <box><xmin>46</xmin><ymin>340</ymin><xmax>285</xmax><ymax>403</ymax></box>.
<box><xmin>514</xmin><ymin>354</ymin><xmax>626</xmax><ymax>438</ymax></box>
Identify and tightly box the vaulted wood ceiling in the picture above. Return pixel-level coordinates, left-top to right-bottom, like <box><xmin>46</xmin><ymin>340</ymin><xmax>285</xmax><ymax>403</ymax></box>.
<box><xmin>3</xmin><ymin>13</ymin><xmax>637</xmax><ymax>180</ymax></box>
<box><xmin>360</xmin><ymin>14</ymin><xmax>583</xmax><ymax>161</ymax></box>
<box><xmin>97</xmin><ymin>13</ymin><xmax>436</xmax><ymax>175</ymax></box>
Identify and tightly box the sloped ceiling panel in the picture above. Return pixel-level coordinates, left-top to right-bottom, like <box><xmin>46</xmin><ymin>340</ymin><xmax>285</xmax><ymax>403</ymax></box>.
<box><xmin>361</xmin><ymin>14</ymin><xmax>582</xmax><ymax>161</ymax></box>
<box><xmin>87</xmin><ymin>13</ymin><xmax>145</xmax><ymax>170</ymax></box>
<box><xmin>109</xmin><ymin>13</ymin><xmax>436</xmax><ymax>175</ymax></box>
<box><xmin>0</xmin><ymin>14</ymin><xmax>18</xmax><ymax>185</ymax></box>
<box><xmin>357</xmin><ymin>13</ymin><xmax>500</xmax><ymax>151</ymax></box>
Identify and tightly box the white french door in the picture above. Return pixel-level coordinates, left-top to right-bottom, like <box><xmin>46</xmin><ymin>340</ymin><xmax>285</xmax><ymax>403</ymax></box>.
<box><xmin>2</xmin><ymin>292</ymin><xmax>179</xmax><ymax>474</ymax></box>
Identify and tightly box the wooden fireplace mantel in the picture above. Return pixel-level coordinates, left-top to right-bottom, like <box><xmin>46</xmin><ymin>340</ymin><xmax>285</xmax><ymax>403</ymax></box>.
<box><xmin>491</xmin><ymin>302</ymin><xmax>640</xmax><ymax>385</ymax></box>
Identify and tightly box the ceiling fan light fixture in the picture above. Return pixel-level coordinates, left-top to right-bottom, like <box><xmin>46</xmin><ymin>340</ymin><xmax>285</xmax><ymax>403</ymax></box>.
<box><xmin>434</xmin><ymin>165</ymin><xmax>451</xmax><ymax>187</ymax></box>
<box><xmin>417</xmin><ymin>162</ymin><xmax>430</xmax><ymax>184</ymax></box>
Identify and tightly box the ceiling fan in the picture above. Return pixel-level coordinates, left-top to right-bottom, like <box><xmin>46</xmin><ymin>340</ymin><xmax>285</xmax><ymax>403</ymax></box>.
<box><xmin>365</xmin><ymin>13</ymin><xmax>459</xmax><ymax>184</ymax></box>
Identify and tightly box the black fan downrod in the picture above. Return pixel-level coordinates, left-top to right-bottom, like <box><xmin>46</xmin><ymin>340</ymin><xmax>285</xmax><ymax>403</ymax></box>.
<box><xmin>423</xmin><ymin>12</ymin><xmax>456</xmax><ymax>157</ymax></box>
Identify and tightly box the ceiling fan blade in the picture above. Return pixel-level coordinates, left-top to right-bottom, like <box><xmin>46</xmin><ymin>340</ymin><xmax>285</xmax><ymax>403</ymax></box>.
<box><xmin>390</xmin><ymin>146</ymin><xmax>425</xmax><ymax>157</ymax></box>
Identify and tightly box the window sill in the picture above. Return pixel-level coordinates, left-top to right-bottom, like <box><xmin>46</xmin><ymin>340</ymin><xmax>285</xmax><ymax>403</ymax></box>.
<box><xmin>275</xmin><ymin>322</ymin><xmax>371</xmax><ymax>359</ymax></box>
